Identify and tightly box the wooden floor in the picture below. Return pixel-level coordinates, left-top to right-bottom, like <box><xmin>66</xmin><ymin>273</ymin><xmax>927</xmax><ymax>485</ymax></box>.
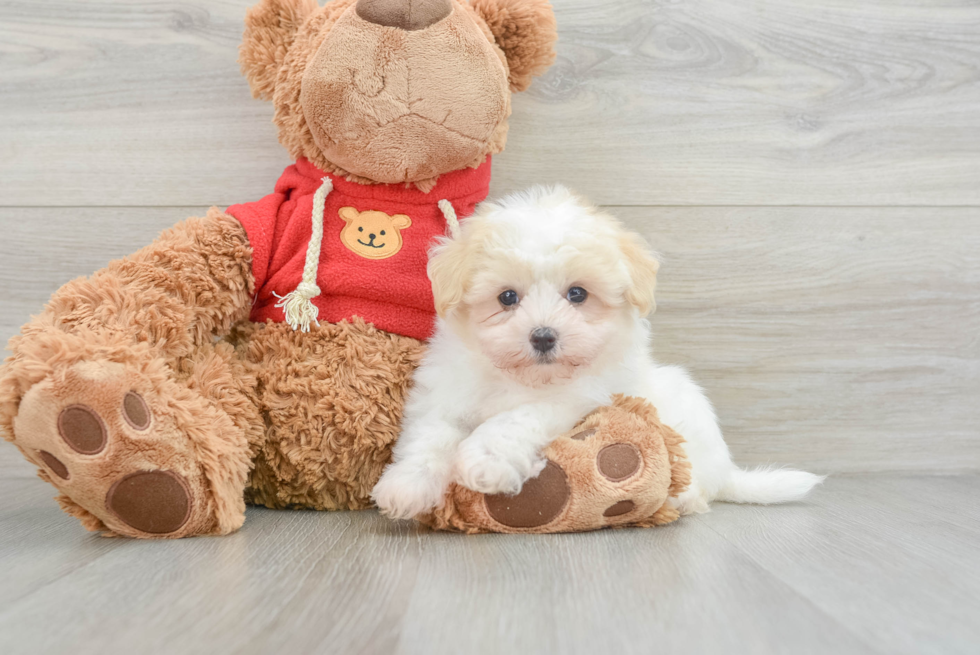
<box><xmin>1</xmin><ymin>1</ymin><xmax>979</xmax><ymax>653</ymax></box>
<box><xmin>0</xmin><ymin>448</ymin><xmax>977</xmax><ymax>655</ymax></box>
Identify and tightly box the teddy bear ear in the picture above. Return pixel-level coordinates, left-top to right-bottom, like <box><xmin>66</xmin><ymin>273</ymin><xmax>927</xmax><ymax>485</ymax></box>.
<box><xmin>239</xmin><ymin>0</ymin><xmax>319</xmax><ymax>100</ymax></box>
<box><xmin>469</xmin><ymin>0</ymin><xmax>558</xmax><ymax>92</ymax></box>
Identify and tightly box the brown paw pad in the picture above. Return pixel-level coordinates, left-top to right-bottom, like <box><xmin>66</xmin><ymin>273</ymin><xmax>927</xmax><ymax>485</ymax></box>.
<box><xmin>39</xmin><ymin>451</ymin><xmax>70</xmax><ymax>480</ymax></box>
<box><xmin>484</xmin><ymin>461</ymin><xmax>570</xmax><ymax>529</ymax></box>
<box><xmin>603</xmin><ymin>500</ymin><xmax>636</xmax><ymax>517</ymax></box>
<box><xmin>58</xmin><ymin>405</ymin><xmax>107</xmax><ymax>454</ymax></box>
<box><xmin>597</xmin><ymin>443</ymin><xmax>641</xmax><ymax>482</ymax></box>
<box><xmin>106</xmin><ymin>471</ymin><xmax>192</xmax><ymax>535</ymax></box>
<box><xmin>122</xmin><ymin>392</ymin><xmax>151</xmax><ymax>430</ymax></box>
<box><xmin>570</xmin><ymin>428</ymin><xmax>597</xmax><ymax>441</ymax></box>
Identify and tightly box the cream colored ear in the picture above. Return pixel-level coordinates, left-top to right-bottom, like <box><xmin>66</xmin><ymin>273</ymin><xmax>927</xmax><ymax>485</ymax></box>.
<box><xmin>391</xmin><ymin>214</ymin><xmax>412</xmax><ymax>230</ymax></box>
<box><xmin>427</xmin><ymin>234</ymin><xmax>473</xmax><ymax>318</ymax></box>
<box><xmin>620</xmin><ymin>232</ymin><xmax>660</xmax><ymax>316</ymax></box>
<box><xmin>338</xmin><ymin>206</ymin><xmax>360</xmax><ymax>223</ymax></box>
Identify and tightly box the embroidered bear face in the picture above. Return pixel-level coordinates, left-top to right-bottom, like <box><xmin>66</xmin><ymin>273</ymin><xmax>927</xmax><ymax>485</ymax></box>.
<box><xmin>339</xmin><ymin>206</ymin><xmax>412</xmax><ymax>260</ymax></box>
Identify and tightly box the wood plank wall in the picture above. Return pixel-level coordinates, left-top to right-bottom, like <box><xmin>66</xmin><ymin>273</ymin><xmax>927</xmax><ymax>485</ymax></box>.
<box><xmin>1</xmin><ymin>0</ymin><xmax>978</xmax><ymax>474</ymax></box>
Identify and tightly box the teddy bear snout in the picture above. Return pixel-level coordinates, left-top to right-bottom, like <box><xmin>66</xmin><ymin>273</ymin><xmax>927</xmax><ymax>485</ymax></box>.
<box><xmin>356</xmin><ymin>0</ymin><xmax>452</xmax><ymax>31</ymax></box>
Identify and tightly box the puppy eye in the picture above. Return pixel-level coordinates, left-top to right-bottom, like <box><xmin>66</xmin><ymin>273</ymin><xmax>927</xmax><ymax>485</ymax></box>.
<box><xmin>380</xmin><ymin>230</ymin><xmax>386</xmax><ymax>236</ymax></box>
<box><xmin>498</xmin><ymin>290</ymin><xmax>520</xmax><ymax>307</ymax></box>
<box><xmin>358</xmin><ymin>227</ymin><xmax>364</xmax><ymax>232</ymax></box>
<box><xmin>566</xmin><ymin>287</ymin><xmax>588</xmax><ymax>304</ymax></box>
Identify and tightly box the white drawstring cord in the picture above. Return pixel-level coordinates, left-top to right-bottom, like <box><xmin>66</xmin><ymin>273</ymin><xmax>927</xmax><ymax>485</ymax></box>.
<box><xmin>438</xmin><ymin>199</ymin><xmax>460</xmax><ymax>239</ymax></box>
<box><xmin>273</xmin><ymin>177</ymin><xmax>332</xmax><ymax>332</ymax></box>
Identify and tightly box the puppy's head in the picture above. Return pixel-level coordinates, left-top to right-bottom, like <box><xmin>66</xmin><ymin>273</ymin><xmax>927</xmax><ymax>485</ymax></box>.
<box><xmin>429</xmin><ymin>186</ymin><xmax>660</xmax><ymax>386</ymax></box>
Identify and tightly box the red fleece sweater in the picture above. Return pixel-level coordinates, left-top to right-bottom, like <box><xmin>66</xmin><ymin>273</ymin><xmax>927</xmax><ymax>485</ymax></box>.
<box><xmin>226</xmin><ymin>158</ymin><xmax>491</xmax><ymax>341</ymax></box>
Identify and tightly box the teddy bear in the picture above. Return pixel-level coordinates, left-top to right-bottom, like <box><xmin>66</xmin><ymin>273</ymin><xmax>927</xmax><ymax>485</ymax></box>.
<box><xmin>0</xmin><ymin>0</ymin><xmax>688</xmax><ymax>539</ymax></box>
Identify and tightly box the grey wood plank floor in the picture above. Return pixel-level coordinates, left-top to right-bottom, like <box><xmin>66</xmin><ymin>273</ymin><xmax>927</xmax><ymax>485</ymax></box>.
<box><xmin>0</xmin><ymin>464</ymin><xmax>976</xmax><ymax>655</ymax></box>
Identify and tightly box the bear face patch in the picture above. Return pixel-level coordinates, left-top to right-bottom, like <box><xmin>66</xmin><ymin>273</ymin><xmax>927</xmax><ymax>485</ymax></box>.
<box><xmin>338</xmin><ymin>207</ymin><xmax>412</xmax><ymax>260</ymax></box>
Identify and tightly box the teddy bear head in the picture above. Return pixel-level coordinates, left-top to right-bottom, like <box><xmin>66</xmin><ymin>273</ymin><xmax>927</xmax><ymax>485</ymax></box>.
<box><xmin>240</xmin><ymin>0</ymin><xmax>558</xmax><ymax>190</ymax></box>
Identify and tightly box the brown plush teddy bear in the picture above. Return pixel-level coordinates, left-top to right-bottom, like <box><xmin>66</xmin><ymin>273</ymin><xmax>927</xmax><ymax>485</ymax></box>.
<box><xmin>0</xmin><ymin>0</ymin><xmax>559</xmax><ymax>539</ymax></box>
<box><xmin>0</xmin><ymin>0</ymin><xmax>685</xmax><ymax>539</ymax></box>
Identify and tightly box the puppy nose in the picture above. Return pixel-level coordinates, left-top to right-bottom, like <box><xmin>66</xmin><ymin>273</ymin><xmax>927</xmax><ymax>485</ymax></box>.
<box><xmin>530</xmin><ymin>327</ymin><xmax>558</xmax><ymax>353</ymax></box>
<box><xmin>356</xmin><ymin>0</ymin><xmax>452</xmax><ymax>31</ymax></box>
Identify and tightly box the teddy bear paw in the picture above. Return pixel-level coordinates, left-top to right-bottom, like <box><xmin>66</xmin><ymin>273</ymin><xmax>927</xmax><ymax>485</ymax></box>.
<box><xmin>422</xmin><ymin>396</ymin><xmax>691</xmax><ymax>534</ymax></box>
<box><xmin>12</xmin><ymin>360</ymin><xmax>216</xmax><ymax>537</ymax></box>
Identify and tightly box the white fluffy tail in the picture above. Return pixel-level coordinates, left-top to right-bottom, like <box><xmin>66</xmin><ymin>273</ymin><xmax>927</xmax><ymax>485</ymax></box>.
<box><xmin>716</xmin><ymin>467</ymin><xmax>826</xmax><ymax>505</ymax></box>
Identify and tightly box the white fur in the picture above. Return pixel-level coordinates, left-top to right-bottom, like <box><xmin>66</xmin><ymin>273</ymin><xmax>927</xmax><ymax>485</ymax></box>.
<box><xmin>372</xmin><ymin>186</ymin><xmax>824</xmax><ymax>519</ymax></box>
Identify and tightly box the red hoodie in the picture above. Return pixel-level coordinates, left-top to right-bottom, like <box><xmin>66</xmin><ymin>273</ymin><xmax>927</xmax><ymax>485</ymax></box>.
<box><xmin>226</xmin><ymin>158</ymin><xmax>491</xmax><ymax>341</ymax></box>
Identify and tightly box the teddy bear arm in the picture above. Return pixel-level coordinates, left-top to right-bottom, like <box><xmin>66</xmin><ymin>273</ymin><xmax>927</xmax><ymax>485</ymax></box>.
<box><xmin>0</xmin><ymin>208</ymin><xmax>255</xmax><ymax>451</ymax></box>
<box><xmin>35</xmin><ymin>208</ymin><xmax>255</xmax><ymax>358</ymax></box>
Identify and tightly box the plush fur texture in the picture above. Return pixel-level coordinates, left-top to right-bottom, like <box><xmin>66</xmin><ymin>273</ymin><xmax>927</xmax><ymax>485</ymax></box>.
<box><xmin>470</xmin><ymin>0</ymin><xmax>557</xmax><ymax>91</ymax></box>
<box><xmin>0</xmin><ymin>0</ymin><xmax>558</xmax><ymax>538</ymax></box>
<box><xmin>232</xmin><ymin>318</ymin><xmax>424</xmax><ymax>511</ymax></box>
<box><xmin>372</xmin><ymin>186</ymin><xmax>825</xmax><ymax>522</ymax></box>
<box><xmin>421</xmin><ymin>395</ymin><xmax>692</xmax><ymax>534</ymax></box>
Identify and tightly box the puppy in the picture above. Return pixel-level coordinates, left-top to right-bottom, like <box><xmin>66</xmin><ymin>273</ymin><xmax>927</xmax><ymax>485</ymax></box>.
<box><xmin>372</xmin><ymin>186</ymin><xmax>823</xmax><ymax>519</ymax></box>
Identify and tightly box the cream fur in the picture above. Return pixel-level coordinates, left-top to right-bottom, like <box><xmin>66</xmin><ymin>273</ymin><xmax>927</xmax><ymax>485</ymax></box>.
<box><xmin>372</xmin><ymin>186</ymin><xmax>824</xmax><ymax>519</ymax></box>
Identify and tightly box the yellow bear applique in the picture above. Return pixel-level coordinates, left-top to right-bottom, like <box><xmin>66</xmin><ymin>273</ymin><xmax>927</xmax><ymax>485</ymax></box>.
<box><xmin>338</xmin><ymin>207</ymin><xmax>412</xmax><ymax>260</ymax></box>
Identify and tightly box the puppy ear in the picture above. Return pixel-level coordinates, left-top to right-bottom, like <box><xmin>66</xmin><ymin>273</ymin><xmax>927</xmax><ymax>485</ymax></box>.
<box><xmin>428</xmin><ymin>233</ymin><xmax>474</xmax><ymax>318</ymax></box>
<box><xmin>240</xmin><ymin>0</ymin><xmax>318</xmax><ymax>100</ymax></box>
<box><xmin>470</xmin><ymin>0</ymin><xmax>558</xmax><ymax>92</ymax></box>
<box><xmin>338</xmin><ymin>207</ymin><xmax>360</xmax><ymax>223</ymax></box>
<box><xmin>619</xmin><ymin>231</ymin><xmax>660</xmax><ymax>316</ymax></box>
<box><xmin>391</xmin><ymin>214</ymin><xmax>412</xmax><ymax>230</ymax></box>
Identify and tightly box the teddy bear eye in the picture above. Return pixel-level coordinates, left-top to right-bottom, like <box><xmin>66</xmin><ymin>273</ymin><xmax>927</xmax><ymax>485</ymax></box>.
<box><xmin>498</xmin><ymin>290</ymin><xmax>520</xmax><ymax>307</ymax></box>
<box><xmin>566</xmin><ymin>287</ymin><xmax>588</xmax><ymax>304</ymax></box>
<box><xmin>358</xmin><ymin>227</ymin><xmax>363</xmax><ymax>232</ymax></box>
<box><xmin>380</xmin><ymin>230</ymin><xmax>386</xmax><ymax>236</ymax></box>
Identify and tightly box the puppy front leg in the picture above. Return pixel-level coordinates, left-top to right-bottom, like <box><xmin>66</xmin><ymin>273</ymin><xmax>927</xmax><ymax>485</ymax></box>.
<box><xmin>455</xmin><ymin>404</ymin><xmax>579</xmax><ymax>495</ymax></box>
<box><xmin>372</xmin><ymin>413</ymin><xmax>466</xmax><ymax>519</ymax></box>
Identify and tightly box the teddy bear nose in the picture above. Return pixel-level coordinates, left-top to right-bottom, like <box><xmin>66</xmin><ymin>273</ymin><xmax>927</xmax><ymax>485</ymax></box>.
<box><xmin>530</xmin><ymin>327</ymin><xmax>558</xmax><ymax>353</ymax></box>
<box><xmin>356</xmin><ymin>0</ymin><xmax>452</xmax><ymax>31</ymax></box>
<box><xmin>369</xmin><ymin>233</ymin><xmax>376</xmax><ymax>240</ymax></box>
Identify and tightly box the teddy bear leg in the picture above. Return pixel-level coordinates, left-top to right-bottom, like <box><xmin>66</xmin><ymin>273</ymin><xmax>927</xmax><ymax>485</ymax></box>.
<box><xmin>424</xmin><ymin>396</ymin><xmax>692</xmax><ymax>534</ymax></box>
<box><xmin>231</xmin><ymin>318</ymin><xmax>424</xmax><ymax>512</ymax></box>
<box><xmin>3</xmin><ymin>331</ymin><xmax>263</xmax><ymax>538</ymax></box>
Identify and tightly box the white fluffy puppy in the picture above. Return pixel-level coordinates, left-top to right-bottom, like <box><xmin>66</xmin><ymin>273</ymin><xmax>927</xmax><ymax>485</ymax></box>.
<box><xmin>373</xmin><ymin>186</ymin><xmax>823</xmax><ymax>519</ymax></box>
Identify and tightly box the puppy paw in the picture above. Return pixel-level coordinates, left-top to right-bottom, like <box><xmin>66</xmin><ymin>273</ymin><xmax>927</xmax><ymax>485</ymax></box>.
<box><xmin>671</xmin><ymin>481</ymin><xmax>710</xmax><ymax>515</ymax></box>
<box><xmin>454</xmin><ymin>438</ymin><xmax>546</xmax><ymax>495</ymax></box>
<box><xmin>372</xmin><ymin>463</ymin><xmax>447</xmax><ymax>520</ymax></box>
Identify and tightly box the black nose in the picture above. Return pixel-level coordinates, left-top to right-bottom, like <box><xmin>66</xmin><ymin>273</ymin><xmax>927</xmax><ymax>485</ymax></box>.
<box><xmin>369</xmin><ymin>233</ymin><xmax>376</xmax><ymax>239</ymax></box>
<box><xmin>530</xmin><ymin>327</ymin><xmax>558</xmax><ymax>353</ymax></box>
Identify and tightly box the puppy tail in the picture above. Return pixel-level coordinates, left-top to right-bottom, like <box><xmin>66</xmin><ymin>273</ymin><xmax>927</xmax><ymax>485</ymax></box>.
<box><xmin>716</xmin><ymin>466</ymin><xmax>825</xmax><ymax>505</ymax></box>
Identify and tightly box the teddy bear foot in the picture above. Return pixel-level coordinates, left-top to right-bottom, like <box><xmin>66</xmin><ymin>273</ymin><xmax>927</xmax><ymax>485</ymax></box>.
<box><xmin>12</xmin><ymin>359</ymin><xmax>247</xmax><ymax>538</ymax></box>
<box><xmin>421</xmin><ymin>396</ymin><xmax>692</xmax><ymax>534</ymax></box>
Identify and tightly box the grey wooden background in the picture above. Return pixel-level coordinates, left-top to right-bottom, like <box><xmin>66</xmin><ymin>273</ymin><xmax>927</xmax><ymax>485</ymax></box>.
<box><xmin>1</xmin><ymin>0</ymin><xmax>979</xmax><ymax>478</ymax></box>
